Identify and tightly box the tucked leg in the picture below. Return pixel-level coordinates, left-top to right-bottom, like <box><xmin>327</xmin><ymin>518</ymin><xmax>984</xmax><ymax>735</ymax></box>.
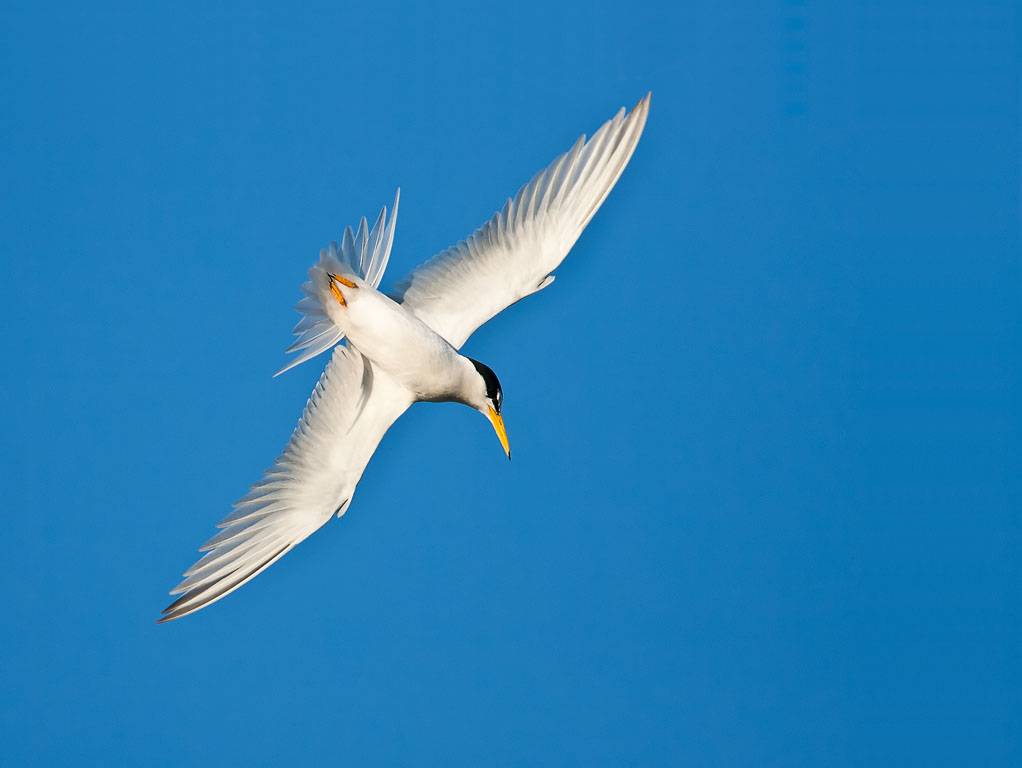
<box><xmin>327</xmin><ymin>273</ymin><xmax>359</xmax><ymax>306</ymax></box>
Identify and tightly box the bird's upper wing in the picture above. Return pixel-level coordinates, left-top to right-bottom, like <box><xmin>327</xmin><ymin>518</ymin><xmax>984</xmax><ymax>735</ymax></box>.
<box><xmin>160</xmin><ymin>344</ymin><xmax>413</xmax><ymax>622</ymax></box>
<box><xmin>390</xmin><ymin>94</ymin><xmax>650</xmax><ymax>349</ymax></box>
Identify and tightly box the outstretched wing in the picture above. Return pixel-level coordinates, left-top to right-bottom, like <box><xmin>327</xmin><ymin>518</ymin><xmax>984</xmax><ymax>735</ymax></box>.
<box><xmin>276</xmin><ymin>191</ymin><xmax>400</xmax><ymax>375</ymax></box>
<box><xmin>391</xmin><ymin>95</ymin><xmax>649</xmax><ymax>349</ymax></box>
<box><xmin>160</xmin><ymin>344</ymin><xmax>413</xmax><ymax>622</ymax></box>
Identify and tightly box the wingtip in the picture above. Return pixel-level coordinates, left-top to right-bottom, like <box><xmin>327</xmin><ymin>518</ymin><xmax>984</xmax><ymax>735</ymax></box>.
<box><xmin>156</xmin><ymin>606</ymin><xmax>177</xmax><ymax>624</ymax></box>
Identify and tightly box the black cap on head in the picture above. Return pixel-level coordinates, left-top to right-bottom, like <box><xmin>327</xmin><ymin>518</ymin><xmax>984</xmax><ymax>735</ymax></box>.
<box><xmin>468</xmin><ymin>358</ymin><xmax>503</xmax><ymax>412</ymax></box>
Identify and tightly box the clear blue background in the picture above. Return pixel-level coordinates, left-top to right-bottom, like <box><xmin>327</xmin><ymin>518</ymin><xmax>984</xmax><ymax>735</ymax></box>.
<box><xmin>1</xmin><ymin>1</ymin><xmax>1018</xmax><ymax>764</ymax></box>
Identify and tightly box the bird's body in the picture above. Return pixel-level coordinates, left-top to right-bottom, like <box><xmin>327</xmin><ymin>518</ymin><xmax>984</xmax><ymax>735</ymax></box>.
<box><xmin>324</xmin><ymin>270</ymin><xmax>473</xmax><ymax>402</ymax></box>
<box><xmin>161</xmin><ymin>94</ymin><xmax>650</xmax><ymax>622</ymax></box>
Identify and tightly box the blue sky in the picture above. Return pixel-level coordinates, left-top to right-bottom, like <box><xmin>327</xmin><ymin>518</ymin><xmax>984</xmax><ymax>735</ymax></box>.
<box><xmin>1</xmin><ymin>1</ymin><xmax>1018</xmax><ymax>764</ymax></box>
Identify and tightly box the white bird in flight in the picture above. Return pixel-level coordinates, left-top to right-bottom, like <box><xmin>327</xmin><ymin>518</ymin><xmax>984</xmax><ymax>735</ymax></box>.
<box><xmin>160</xmin><ymin>94</ymin><xmax>650</xmax><ymax>622</ymax></box>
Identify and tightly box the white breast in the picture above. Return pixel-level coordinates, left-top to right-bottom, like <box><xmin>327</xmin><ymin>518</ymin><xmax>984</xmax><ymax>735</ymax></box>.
<box><xmin>327</xmin><ymin>275</ymin><xmax>467</xmax><ymax>401</ymax></box>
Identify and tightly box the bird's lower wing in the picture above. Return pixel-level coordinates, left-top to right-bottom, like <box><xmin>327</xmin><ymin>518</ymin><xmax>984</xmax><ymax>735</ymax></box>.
<box><xmin>390</xmin><ymin>94</ymin><xmax>650</xmax><ymax>350</ymax></box>
<box><xmin>160</xmin><ymin>344</ymin><xmax>413</xmax><ymax>622</ymax></box>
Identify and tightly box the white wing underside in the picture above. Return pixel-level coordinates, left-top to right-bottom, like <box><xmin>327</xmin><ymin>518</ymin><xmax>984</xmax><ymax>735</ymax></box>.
<box><xmin>161</xmin><ymin>345</ymin><xmax>412</xmax><ymax>621</ymax></box>
<box><xmin>162</xmin><ymin>96</ymin><xmax>648</xmax><ymax>621</ymax></box>
<box><xmin>391</xmin><ymin>93</ymin><xmax>650</xmax><ymax>349</ymax></box>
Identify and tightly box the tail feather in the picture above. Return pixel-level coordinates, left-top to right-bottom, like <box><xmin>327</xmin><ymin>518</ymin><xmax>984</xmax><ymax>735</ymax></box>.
<box><xmin>275</xmin><ymin>190</ymin><xmax>400</xmax><ymax>376</ymax></box>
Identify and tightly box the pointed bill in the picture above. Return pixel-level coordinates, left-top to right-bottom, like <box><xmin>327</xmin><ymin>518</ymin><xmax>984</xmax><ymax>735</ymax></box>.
<box><xmin>487</xmin><ymin>406</ymin><xmax>511</xmax><ymax>460</ymax></box>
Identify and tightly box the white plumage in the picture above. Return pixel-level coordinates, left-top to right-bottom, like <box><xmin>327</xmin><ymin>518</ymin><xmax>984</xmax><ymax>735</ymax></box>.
<box><xmin>161</xmin><ymin>94</ymin><xmax>650</xmax><ymax>622</ymax></box>
<box><xmin>275</xmin><ymin>193</ymin><xmax>399</xmax><ymax>376</ymax></box>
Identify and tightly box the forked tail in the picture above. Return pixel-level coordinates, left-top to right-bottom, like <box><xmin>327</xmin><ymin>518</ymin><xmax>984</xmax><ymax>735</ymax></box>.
<box><xmin>275</xmin><ymin>190</ymin><xmax>400</xmax><ymax>376</ymax></box>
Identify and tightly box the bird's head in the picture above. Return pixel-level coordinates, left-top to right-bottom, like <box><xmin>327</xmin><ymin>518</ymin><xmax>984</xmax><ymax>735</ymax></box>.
<box><xmin>467</xmin><ymin>358</ymin><xmax>510</xmax><ymax>460</ymax></box>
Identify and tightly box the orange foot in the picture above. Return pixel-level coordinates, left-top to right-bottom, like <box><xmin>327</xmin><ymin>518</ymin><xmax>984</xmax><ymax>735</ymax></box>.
<box><xmin>327</xmin><ymin>273</ymin><xmax>358</xmax><ymax>306</ymax></box>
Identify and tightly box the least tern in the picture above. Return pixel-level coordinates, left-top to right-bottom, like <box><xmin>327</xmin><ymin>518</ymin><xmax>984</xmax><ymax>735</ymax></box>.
<box><xmin>160</xmin><ymin>94</ymin><xmax>650</xmax><ymax>622</ymax></box>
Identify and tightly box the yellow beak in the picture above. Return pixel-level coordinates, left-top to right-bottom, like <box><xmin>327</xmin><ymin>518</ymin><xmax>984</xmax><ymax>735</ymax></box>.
<box><xmin>487</xmin><ymin>406</ymin><xmax>511</xmax><ymax>460</ymax></box>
